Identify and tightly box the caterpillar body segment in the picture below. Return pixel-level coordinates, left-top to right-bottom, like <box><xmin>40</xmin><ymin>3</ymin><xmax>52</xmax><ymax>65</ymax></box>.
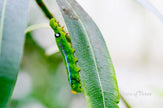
<box><xmin>50</xmin><ymin>18</ymin><xmax>83</xmax><ymax>93</ymax></box>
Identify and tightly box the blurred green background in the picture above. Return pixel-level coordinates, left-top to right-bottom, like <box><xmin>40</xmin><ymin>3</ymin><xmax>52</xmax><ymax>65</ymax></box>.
<box><xmin>10</xmin><ymin>33</ymin><xmax>87</xmax><ymax>108</ymax></box>
<box><xmin>9</xmin><ymin>0</ymin><xmax>87</xmax><ymax>108</ymax></box>
<box><xmin>9</xmin><ymin>0</ymin><xmax>163</xmax><ymax>108</ymax></box>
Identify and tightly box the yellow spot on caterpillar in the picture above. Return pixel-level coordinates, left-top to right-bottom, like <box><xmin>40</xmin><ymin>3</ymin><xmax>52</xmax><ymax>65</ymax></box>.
<box><xmin>72</xmin><ymin>90</ymin><xmax>77</xmax><ymax>94</ymax></box>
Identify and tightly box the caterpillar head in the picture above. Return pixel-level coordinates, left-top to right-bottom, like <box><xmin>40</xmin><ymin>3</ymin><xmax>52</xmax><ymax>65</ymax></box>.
<box><xmin>50</xmin><ymin>18</ymin><xmax>57</xmax><ymax>30</ymax></box>
<box><xmin>50</xmin><ymin>18</ymin><xmax>66</xmax><ymax>41</ymax></box>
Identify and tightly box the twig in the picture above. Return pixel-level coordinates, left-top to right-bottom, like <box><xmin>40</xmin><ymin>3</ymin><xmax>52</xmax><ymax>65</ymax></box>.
<box><xmin>35</xmin><ymin>0</ymin><xmax>54</xmax><ymax>19</ymax></box>
<box><xmin>35</xmin><ymin>0</ymin><xmax>71</xmax><ymax>43</ymax></box>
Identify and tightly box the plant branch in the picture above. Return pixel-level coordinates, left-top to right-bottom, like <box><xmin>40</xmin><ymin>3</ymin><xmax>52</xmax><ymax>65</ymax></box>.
<box><xmin>35</xmin><ymin>0</ymin><xmax>54</xmax><ymax>19</ymax></box>
<box><xmin>35</xmin><ymin>0</ymin><xmax>71</xmax><ymax>43</ymax></box>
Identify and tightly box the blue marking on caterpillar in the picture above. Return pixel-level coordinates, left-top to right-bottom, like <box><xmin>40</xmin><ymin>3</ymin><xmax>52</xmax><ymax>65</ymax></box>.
<box><xmin>60</xmin><ymin>43</ymin><xmax>72</xmax><ymax>85</ymax></box>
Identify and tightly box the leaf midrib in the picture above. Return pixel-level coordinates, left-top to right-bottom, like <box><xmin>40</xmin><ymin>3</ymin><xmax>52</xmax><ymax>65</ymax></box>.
<box><xmin>0</xmin><ymin>0</ymin><xmax>7</xmax><ymax>55</ymax></box>
<box><xmin>63</xmin><ymin>0</ymin><xmax>106</xmax><ymax>107</ymax></box>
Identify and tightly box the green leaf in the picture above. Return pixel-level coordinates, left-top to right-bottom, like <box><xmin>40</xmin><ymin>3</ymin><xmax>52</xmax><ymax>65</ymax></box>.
<box><xmin>0</xmin><ymin>0</ymin><xmax>28</xmax><ymax>107</ymax></box>
<box><xmin>21</xmin><ymin>34</ymin><xmax>70</xmax><ymax>108</ymax></box>
<box><xmin>56</xmin><ymin>0</ymin><xmax>120</xmax><ymax>108</ymax></box>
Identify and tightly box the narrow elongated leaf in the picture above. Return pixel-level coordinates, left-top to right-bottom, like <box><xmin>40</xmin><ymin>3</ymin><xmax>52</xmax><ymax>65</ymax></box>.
<box><xmin>0</xmin><ymin>0</ymin><xmax>28</xmax><ymax>107</ymax></box>
<box><xmin>56</xmin><ymin>0</ymin><xmax>120</xmax><ymax>107</ymax></box>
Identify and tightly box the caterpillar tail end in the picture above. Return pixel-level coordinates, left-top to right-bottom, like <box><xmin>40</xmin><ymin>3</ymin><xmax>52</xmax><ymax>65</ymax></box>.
<box><xmin>72</xmin><ymin>90</ymin><xmax>77</xmax><ymax>94</ymax></box>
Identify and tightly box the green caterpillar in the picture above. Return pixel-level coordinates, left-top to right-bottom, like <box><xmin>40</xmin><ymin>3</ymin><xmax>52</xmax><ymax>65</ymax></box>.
<box><xmin>50</xmin><ymin>18</ymin><xmax>83</xmax><ymax>94</ymax></box>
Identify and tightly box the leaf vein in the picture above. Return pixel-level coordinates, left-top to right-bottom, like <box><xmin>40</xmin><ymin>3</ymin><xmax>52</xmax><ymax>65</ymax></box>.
<box><xmin>0</xmin><ymin>0</ymin><xmax>7</xmax><ymax>55</ymax></box>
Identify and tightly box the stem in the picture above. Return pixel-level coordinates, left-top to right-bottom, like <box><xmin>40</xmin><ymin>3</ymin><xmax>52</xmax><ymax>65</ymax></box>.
<box><xmin>35</xmin><ymin>0</ymin><xmax>71</xmax><ymax>43</ymax></box>
<box><xmin>120</xmin><ymin>94</ymin><xmax>131</xmax><ymax>108</ymax></box>
<box><xmin>25</xmin><ymin>23</ymin><xmax>50</xmax><ymax>34</ymax></box>
<box><xmin>35</xmin><ymin>0</ymin><xmax>54</xmax><ymax>19</ymax></box>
